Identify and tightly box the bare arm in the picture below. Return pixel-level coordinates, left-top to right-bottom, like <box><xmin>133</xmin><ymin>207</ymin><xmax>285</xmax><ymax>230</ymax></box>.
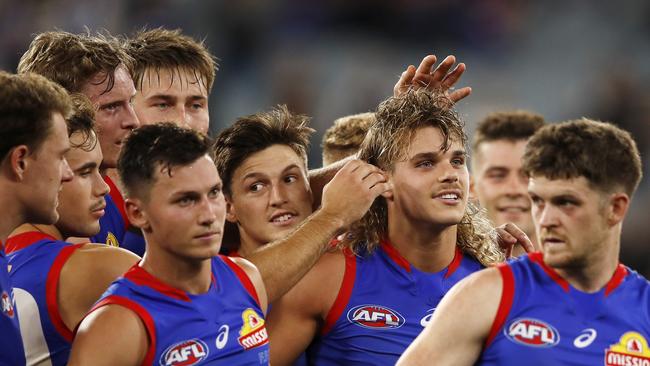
<box><xmin>68</xmin><ymin>304</ymin><xmax>148</xmax><ymax>366</ymax></box>
<box><xmin>59</xmin><ymin>244</ymin><xmax>140</xmax><ymax>331</ymax></box>
<box><xmin>267</xmin><ymin>251</ymin><xmax>344</xmax><ymax>365</ymax></box>
<box><xmin>229</xmin><ymin>257</ymin><xmax>269</xmax><ymax>314</ymax></box>
<box><xmin>397</xmin><ymin>267</ymin><xmax>503</xmax><ymax>366</ymax></box>
<box><xmin>248</xmin><ymin>160</ymin><xmax>390</xmax><ymax>303</ymax></box>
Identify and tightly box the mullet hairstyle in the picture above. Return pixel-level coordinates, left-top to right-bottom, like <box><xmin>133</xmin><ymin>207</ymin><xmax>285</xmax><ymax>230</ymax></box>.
<box><xmin>213</xmin><ymin>104</ymin><xmax>314</xmax><ymax>197</ymax></box>
<box><xmin>118</xmin><ymin>123</ymin><xmax>213</xmax><ymax>201</ymax></box>
<box><xmin>523</xmin><ymin>118</ymin><xmax>642</xmax><ymax>197</ymax></box>
<box><xmin>18</xmin><ymin>30</ymin><xmax>133</xmax><ymax>94</ymax></box>
<box><xmin>0</xmin><ymin>71</ymin><xmax>73</xmax><ymax>160</ymax></box>
<box><xmin>343</xmin><ymin>88</ymin><xmax>505</xmax><ymax>266</ymax></box>
<box><xmin>322</xmin><ymin>112</ymin><xmax>375</xmax><ymax>166</ymax></box>
<box><xmin>124</xmin><ymin>27</ymin><xmax>218</xmax><ymax>93</ymax></box>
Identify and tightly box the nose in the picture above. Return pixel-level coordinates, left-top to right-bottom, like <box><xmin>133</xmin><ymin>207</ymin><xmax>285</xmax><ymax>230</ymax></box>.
<box><xmin>438</xmin><ymin>163</ymin><xmax>459</xmax><ymax>184</ymax></box>
<box><xmin>536</xmin><ymin>204</ymin><xmax>558</xmax><ymax>230</ymax></box>
<box><xmin>61</xmin><ymin>158</ymin><xmax>73</xmax><ymax>183</ymax></box>
<box><xmin>123</xmin><ymin>102</ymin><xmax>140</xmax><ymax>129</ymax></box>
<box><xmin>269</xmin><ymin>184</ymin><xmax>289</xmax><ymax>207</ymax></box>
<box><xmin>94</xmin><ymin>172</ymin><xmax>110</xmax><ymax>197</ymax></box>
<box><xmin>505</xmin><ymin>173</ymin><xmax>528</xmax><ymax>198</ymax></box>
<box><xmin>199</xmin><ymin>196</ymin><xmax>224</xmax><ymax>226</ymax></box>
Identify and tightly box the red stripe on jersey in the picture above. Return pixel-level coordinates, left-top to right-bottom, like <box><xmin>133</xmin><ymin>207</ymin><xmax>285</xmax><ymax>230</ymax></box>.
<box><xmin>5</xmin><ymin>231</ymin><xmax>57</xmax><ymax>254</ymax></box>
<box><xmin>380</xmin><ymin>239</ymin><xmax>411</xmax><ymax>272</ymax></box>
<box><xmin>221</xmin><ymin>255</ymin><xmax>260</xmax><ymax>307</ymax></box>
<box><xmin>444</xmin><ymin>247</ymin><xmax>464</xmax><ymax>279</ymax></box>
<box><xmin>124</xmin><ymin>264</ymin><xmax>190</xmax><ymax>302</ymax></box>
<box><xmin>87</xmin><ymin>295</ymin><xmax>157</xmax><ymax>366</ymax></box>
<box><xmin>46</xmin><ymin>244</ymin><xmax>84</xmax><ymax>342</ymax></box>
<box><xmin>321</xmin><ymin>249</ymin><xmax>356</xmax><ymax>336</ymax></box>
<box><xmin>485</xmin><ymin>264</ymin><xmax>515</xmax><ymax>348</ymax></box>
<box><xmin>529</xmin><ymin>252</ymin><xmax>570</xmax><ymax>292</ymax></box>
<box><xmin>604</xmin><ymin>264</ymin><xmax>628</xmax><ymax>297</ymax></box>
<box><xmin>104</xmin><ymin>175</ymin><xmax>129</xmax><ymax>230</ymax></box>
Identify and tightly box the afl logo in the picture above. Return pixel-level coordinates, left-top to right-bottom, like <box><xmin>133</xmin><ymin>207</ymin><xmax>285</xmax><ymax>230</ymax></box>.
<box><xmin>347</xmin><ymin>304</ymin><xmax>405</xmax><ymax>330</ymax></box>
<box><xmin>159</xmin><ymin>339</ymin><xmax>209</xmax><ymax>366</ymax></box>
<box><xmin>505</xmin><ymin>318</ymin><xmax>560</xmax><ymax>348</ymax></box>
<box><xmin>1</xmin><ymin>291</ymin><xmax>14</xmax><ymax>318</ymax></box>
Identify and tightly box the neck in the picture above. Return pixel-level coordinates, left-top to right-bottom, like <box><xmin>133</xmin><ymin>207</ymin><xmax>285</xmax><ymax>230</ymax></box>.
<box><xmin>10</xmin><ymin>223</ymin><xmax>63</xmax><ymax>241</ymax></box>
<box><xmin>387</xmin><ymin>211</ymin><xmax>458</xmax><ymax>273</ymax></box>
<box><xmin>237</xmin><ymin>230</ymin><xmax>265</xmax><ymax>258</ymax></box>
<box><xmin>140</xmin><ymin>241</ymin><xmax>213</xmax><ymax>295</ymax></box>
<box><xmin>0</xmin><ymin>189</ymin><xmax>25</xmax><ymax>243</ymax></box>
<box><xmin>554</xmin><ymin>230</ymin><xmax>621</xmax><ymax>293</ymax></box>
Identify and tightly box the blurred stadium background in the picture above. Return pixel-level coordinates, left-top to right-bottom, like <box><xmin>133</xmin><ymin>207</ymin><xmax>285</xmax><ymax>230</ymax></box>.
<box><xmin>1</xmin><ymin>0</ymin><xmax>649</xmax><ymax>274</ymax></box>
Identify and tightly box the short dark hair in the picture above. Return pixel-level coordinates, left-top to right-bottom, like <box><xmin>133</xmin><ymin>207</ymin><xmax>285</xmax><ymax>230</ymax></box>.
<box><xmin>213</xmin><ymin>105</ymin><xmax>314</xmax><ymax>196</ymax></box>
<box><xmin>472</xmin><ymin>110</ymin><xmax>545</xmax><ymax>153</ymax></box>
<box><xmin>0</xmin><ymin>71</ymin><xmax>73</xmax><ymax>161</ymax></box>
<box><xmin>124</xmin><ymin>27</ymin><xmax>218</xmax><ymax>93</ymax></box>
<box><xmin>322</xmin><ymin>112</ymin><xmax>375</xmax><ymax>166</ymax></box>
<box><xmin>118</xmin><ymin>123</ymin><xmax>213</xmax><ymax>200</ymax></box>
<box><xmin>67</xmin><ymin>93</ymin><xmax>97</xmax><ymax>151</ymax></box>
<box><xmin>18</xmin><ymin>30</ymin><xmax>133</xmax><ymax>94</ymax></box>
<box><xmin>523</xmin><ymin>118</ymin><xmax>643</xmax><ymax>197</ymax></box>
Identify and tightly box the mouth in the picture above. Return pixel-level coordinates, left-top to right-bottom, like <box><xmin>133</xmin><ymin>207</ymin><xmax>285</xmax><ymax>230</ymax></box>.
<box><xmin>433</xmin><ymin>190</ymin><xmax>462</xmax><ymax>204</ymax></box>
<box><xmin>269</xmin><ymin>212</ymin><xmax>298</xmax><ymax>226</ymax></box>
<box><xmin>195</xmin><ymin>231</ymin><xmax>221</xmax><ymax>240</ymax></box>
<box><xmin>497</xmin><ymin>206</ymin><xmax>529</xmax><ymax>214</ymax></box>
<box><xmin>541</xmin><ymin>237</ymin><xmax>566</xmax><ymax>246</ymax></box>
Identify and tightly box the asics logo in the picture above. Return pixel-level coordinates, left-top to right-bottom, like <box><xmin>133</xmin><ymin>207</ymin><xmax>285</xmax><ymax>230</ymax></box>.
<box><xmin>573</xmin><ymin>328</ymin><xmax>597</xmax><ymax>348</ymax></box>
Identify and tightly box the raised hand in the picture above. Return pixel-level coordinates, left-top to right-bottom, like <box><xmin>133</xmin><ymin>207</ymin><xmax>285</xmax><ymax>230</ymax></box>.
<box><xmin>394</xmin><ymin>54</ymin><xmax>472</xmax><ymax>103</ymax></box>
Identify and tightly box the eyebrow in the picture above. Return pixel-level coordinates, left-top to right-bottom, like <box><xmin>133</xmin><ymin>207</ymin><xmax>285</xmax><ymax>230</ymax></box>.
<box><xmin>147</xmin><ymin>94</ymin><xmax>207</xmax><ymax>102</ymax></box>
<box><xmin>241</xmin><ymin>163</ymin><xmax>302</xmax><ymax>182</ymax></box>
<box><xmin>73</xmin><ymin>161</ymin><xmax>98</xmax><ymax>173</ymax></box>
<box><xmin>410</xmin><ymin>149</ymin><xmax>466</xmax><ymax>160</ymax></box>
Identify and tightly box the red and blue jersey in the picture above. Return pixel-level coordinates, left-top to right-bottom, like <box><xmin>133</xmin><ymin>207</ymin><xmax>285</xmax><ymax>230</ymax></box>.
<box><xmin>478</xmin><ymin>252</ymin><xmax>650</xmax><ymax>366</ymax></box>
<box><xmin>91</xmin><ymin>176</ymin><xmax>128</xmax><ymax>247</ymax></box>
<box><xmin>5</xmin><ymin>232</ymin><xmax>81</xmax><ymax>366</ymax></box>
<box><xmin>89</xmin><ymin>256</ymin><xmax>270</xmax><ymax>365</ymax></box>
<box><xmin>0</xmin><ymin>246</ymin><xmax>25</xmax><ymax>366</ymax></box>
<box><xmin>307</xmin><ymin>240</ymin><xmax>483</xmax><ymax>365</ymax></box>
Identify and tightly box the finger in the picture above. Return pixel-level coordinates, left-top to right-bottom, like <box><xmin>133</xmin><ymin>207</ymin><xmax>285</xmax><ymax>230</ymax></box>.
<box><xmin>369</xmin><ymin>181</ymin><xmax>393</xmax><ymax>198</ymax></box>
<box><xmin>430</xmin><ymin>55</ymin><xmax>456</xmax><ymax>85</ymax></box>
<box><xmin>394</xmin><ymin>65</ymin><xmax>416</xmax><ymax>96</ymax></box>
<box><xmin>496</xmin><ymin>228</ymin><xmax>517</xmax><ymax>245</ymax></box>
<box><xmin>363</xmin><ymin>171</ymin><xmax>389</xmax><ymax>188</ymax></box>
<box><xmin>415</xmin><ymin>55</ymin><xmax>437</xmax><ymax>75</ymax></box>
<box><xmin>505</xmin><ymin>225</ymin><xmax>535</xmax><ymax>253</ymax></box>
<box><xmin>448</xmin><ymin>87</ymin><xmax>472</xmax><ymax>103</ymax></box>
<box><xmin>440</xmin><ymin>63</ymin><xmax>466</xmax><ymax>90</ymax></box>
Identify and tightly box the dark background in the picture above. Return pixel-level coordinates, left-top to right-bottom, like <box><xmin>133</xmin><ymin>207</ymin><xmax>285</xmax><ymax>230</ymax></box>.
<box><xmin>1</xmin><ymin>0</ymin><xmax>649</xmax><ymax>274</ymax></box>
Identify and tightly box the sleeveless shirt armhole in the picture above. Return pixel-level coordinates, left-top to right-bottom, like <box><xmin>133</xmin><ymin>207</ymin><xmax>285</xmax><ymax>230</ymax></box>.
<box><xmin>221</xmin><ymin>255</ymin><xmax>261</xmax><ymax>307</ymax></box>
<box><xmin>484</xmin><ymin>264</ymin><xmax>515</xmax><ymax>348</ymax></box>
<box><xmin>83</xmin><ymin>295</ymin><xmax>157</xmax><ymax>366</ymax></box>
<box><xmin>46</xmin><ymin>243</ymin><xmax>85</xmax><ymax>342</ymax></box>
<box><xmin>320</xmin><ymin>249</ymin><xmax>356</xmax><ymax>336</ymax></box>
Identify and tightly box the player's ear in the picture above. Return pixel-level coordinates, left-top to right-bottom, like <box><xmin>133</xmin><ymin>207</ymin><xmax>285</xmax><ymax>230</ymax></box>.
<box><xmin>6</xmin><ymin>145</ymin><xmax>30</xmax><ymax>180</ymax></box>
<box><xmin>225</xmin><ymin>196</ymin><xmax>238</xmax><ymax>223</ymax></box>
<box><xmin>606</xmin><ymin>192</ymin><xmax>630</xmax><ymax>226</ymax></box>
<box><xmin>125</xmin><ymin>198</ymin><xmax>150</xmax><ymax>231</ymax></box>
<box><xmin>469</xmin><ymin>175</ymin><xmax>478</xmax><ymax>202</ymax></box>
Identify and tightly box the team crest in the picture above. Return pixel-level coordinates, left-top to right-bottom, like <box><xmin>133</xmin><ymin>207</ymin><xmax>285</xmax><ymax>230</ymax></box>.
<box><xmin>1</xmin><ymin>291</ymin><xmax>14</xmax><ymax>318</ymax></box>
<box><xmin>238</xmin><ymin>308</ymin><xmax>269</xmax><ymax>350</ymax></box>
<box><xmin>605</xmin><ymin>332</ymin><xmax>650</xmax><ymax>366</ymax></box>
<box><xmin>106</xmin><ymin>232</ymin><xmax>120</xmax><ymax>247</ymax></box>
<box><xmin>504</xmin><ymin>318</ymin><xmax>559</xmax><ymax>348</ymax></box>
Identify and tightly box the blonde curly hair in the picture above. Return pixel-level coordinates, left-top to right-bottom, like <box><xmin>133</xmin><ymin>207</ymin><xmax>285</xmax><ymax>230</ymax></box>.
<box><xmin>341</xmin><ymin>88</ymin><xmax>505</xmax><ymax>266</ymax></box>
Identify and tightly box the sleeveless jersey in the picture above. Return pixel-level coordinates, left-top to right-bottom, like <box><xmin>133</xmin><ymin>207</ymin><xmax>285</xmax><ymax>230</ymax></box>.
<box><xmin>6</xmin><ymin>231</ymin><xmax>82</xmax><ymax>366</ymax></box>
<box><xmin>478</xmin><ymin>252</ymin><xmax>650</xmax><ymax>366</ymax></box>
<box><xmin>308</xmin><ymin>240</ymin><xmax>483</xmax><ymax>365</ymax></box>
<box><xmin>90</xmin><ymin>176</ymin><xmax>127</xmax><ymax>247</ymax></box>
<box><xmin>0</xmin><ymin>246</ymin><xmax>26</xmax><ymax>366</ymax></box>
<box><xmin>90</xmin><ymin>256</ymin><xmax>270</xmax><ymax>365</ymax></box>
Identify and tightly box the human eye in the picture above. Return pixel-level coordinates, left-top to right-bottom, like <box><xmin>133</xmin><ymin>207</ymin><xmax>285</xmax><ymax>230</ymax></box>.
<box><xmin>249</xmin><ymin>182</ymin><xmax>264</xmax><ymax>192</ymax></box>
<box><xmin>284</xmin><ymin>175</ymin><xmax>298</xmax><ymax>184</ymax></box>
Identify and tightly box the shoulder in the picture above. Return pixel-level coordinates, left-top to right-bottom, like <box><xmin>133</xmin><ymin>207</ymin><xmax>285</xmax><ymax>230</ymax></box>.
<box><xmin>63</xmin><ymin>244</ymin><xmax>139</xmax><ymax>281</ymax></box>
<box><xmin>220</xmin><ymin>256</ymin><xmax>268</xmax><ymax>313</ymax></box>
